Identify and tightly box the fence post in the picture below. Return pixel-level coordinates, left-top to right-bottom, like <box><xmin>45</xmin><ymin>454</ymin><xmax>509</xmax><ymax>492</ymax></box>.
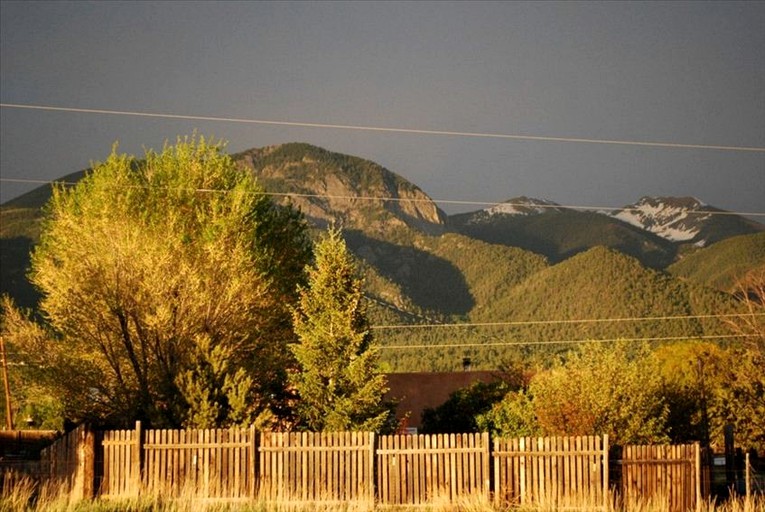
<box><xmin>132</xmin><ymin>420</ymin><xmax>143</xmax><ymax>495</ymax></box>
<box><xmin>368</xmin><ymin>431</ymin><xmax>376</xmax><ymax>504</ymax></box>
<box><xmin>250</xmin><ymin>424</ymin><xmax>257</xmax><ymax>499</ymax></box>
<box><xmin>602</xmin><ymin>434</ymin><xmax>609</xmax><ymax>510</ymax></box>
<box><xmin>745</xmin><ymin>452</ymin><xmax>750</xmax><ymax>498</ymax></box>
<box><xmin>482</xmin><ymin>431</ymin><xmax>490</xmax><ymax>499</ymax></box>
<box><xmin>81</xmin><ymin>424</ymin><xmax>96</xmax><ymax>499</ymax></box>
<box><xmin>695</xmin><ymin>442</ymin><xmax>701</xmax><ymax>512</ymax></box>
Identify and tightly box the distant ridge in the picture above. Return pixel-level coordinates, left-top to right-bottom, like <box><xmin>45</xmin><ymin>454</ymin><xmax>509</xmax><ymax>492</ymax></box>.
<box><xmin>448</xmin><ymin>199</ymin><xmax>677</xmax><ymax>268</ymax></box>
<box><xmin>610</xmin><ymin>196</ymin><xmax>763</xmax><ymax>246</ymax></box>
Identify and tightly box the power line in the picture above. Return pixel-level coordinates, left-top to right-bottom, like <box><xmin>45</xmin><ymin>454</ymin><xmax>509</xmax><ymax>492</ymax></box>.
<box><xmin>378</xmin><ymin>333</ymin><xmax>757</xmax><ymax>350</ymax></box>
<box><xmin>2</xmin><ymin>177</ymin><xmax>763</xmax><ymax>218</ymax></box>
<box><xmin>2</xmin><ymin>102</ymin><xmax>765</xmax><ymax>153</ymax></box>
<box><xmin>369</xmin><ymin>313</ymin><xmax>765</xmax><ymax>331</ymax></box>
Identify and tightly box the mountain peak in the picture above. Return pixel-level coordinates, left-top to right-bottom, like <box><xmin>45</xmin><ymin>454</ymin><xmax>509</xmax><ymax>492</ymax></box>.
<box><xmin>481</xmin><ymin>196</ymin><xmax>563</xmax><ymax>218</ymax></box>
<box><xmin>610</xmin><ymin>196</ymin><xmax>712</xmax><ymax>243</ymax></box>
<box><xmin>235</xmin><ymin>143</ymin><xmax>446</xmax><ymax>234</ymax></box>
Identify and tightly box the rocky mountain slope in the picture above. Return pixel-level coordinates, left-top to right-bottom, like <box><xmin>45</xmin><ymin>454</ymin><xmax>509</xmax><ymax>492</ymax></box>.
<box><xmin>235</xmin><ymin>143</ymin><xmax>446</xmax><ymax>235</ymax></box>
<box><xmin>609</xmin><ymin>196</ymin><xmax>763</xmax><ymax>246</ymax></box>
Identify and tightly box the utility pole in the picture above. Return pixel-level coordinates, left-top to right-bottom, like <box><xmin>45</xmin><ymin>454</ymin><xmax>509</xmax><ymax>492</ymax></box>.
<box><xmin>0</xmin><ymin>336</ymin><xmax>13</xmax><ymax>430</ymax></box>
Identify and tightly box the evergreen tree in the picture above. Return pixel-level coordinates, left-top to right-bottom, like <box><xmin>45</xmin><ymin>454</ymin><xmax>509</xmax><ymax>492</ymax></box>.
<box><xmin>289</xmin><ymin>228</ymin><xmax>390</xmax><ymax>432</ymax></box>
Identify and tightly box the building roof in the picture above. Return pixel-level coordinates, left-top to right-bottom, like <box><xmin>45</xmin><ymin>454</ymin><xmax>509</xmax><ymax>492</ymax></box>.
<box><xmin>384</xmin><ymin>371</ymin><xmax>505</xmax><ymax>431</ymax></box>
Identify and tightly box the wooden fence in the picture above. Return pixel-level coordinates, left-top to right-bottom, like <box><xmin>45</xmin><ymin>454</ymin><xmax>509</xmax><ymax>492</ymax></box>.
<box><xmin>0</xmin><ymin>429</ymin><xmax>59</xmax><ymax>491</ymax></box>
<box><xmin>100</xmin><ymin>423</ymin><xmax>257</xmax><ymax>500</ymax></box>
<box><xmin>493</xmin><ymin>435</ymin><xmax>608</xmax><ymax>508</ymax></box>
<box><xmin>38</xmin><ymin>423</ymin><xmax>96</xmax><ymax>498</ymax></box>
<box><xmin>6</xmin><ymin>424</ymin><xmax>710</xmax><ymax>509</ymax></box>
<box><xmin>259</xmin><ymin>431</ymin><xmax>374</xmax><ymax>503</ymax></box>
<box><xmin>377</xmin><ymin>433</ymin><xmax>490</xmax><ymax>505</ymax></box>
<box><xmin>620</xmin><ymin>444</ymin><xmax>704</xmax><ymax>512</ymax></box>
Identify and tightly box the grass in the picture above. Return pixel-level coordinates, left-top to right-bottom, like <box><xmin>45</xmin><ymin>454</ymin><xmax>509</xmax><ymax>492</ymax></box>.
<box><xmin>2</xmin><ymin>477</ymin><xmax>763</xmax><ymax>512</ymax></box>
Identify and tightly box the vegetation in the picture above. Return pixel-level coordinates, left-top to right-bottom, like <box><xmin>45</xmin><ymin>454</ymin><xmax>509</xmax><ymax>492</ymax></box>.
<box><xmin>715</xmin><ymin>267</ymin><xmax>765</xmax><ymax>452</ymax></box>
<box><xmin>2</xmin><ymin>475</ymin><xmax>764</xmax><ymax>512</ymax></box>
<box><xmin>668</xmin><ymin>232</ymin><xmax>765</xmax><ymax>292</ymax></box>
<box><xmin>450</xmin><ymin>208</ymin><xmax>678</xmax><ymax>268</ymax></box>
<box><xmin>289</xmin><ymin>228</ymin><xmax>391</xmax><ymax>432</ymax></box>
<box><xmin>478</xmin><ymin>342</ymin><xmax>670</xmax><ymax>445</ymax></box>
<box><xmin>1</xmin><ymin>137</ymin><xmax>312</xmax><ymax>429</ymax></box>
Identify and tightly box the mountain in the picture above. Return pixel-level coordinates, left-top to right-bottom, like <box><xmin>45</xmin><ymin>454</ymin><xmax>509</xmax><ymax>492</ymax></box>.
<box><xmin>235</xmin><ymin>143</ymin><xmax>446</xmax><ymax>235</ymax></box>
<box><xmin>449</xmin><ymin>197</ymin><xmax>677</xmax><ymax>268</ymax></box>
<box><xmin>609</xmin><ymin>196</ymin><xmax>763</xmax><ymax>247</ymax></box>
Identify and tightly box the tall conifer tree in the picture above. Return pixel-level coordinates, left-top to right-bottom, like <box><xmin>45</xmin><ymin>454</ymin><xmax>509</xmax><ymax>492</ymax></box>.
<box><xmin>290</xmin><ymin>228</ymin><xmax>390</xmax><ymax>431</ymax></box>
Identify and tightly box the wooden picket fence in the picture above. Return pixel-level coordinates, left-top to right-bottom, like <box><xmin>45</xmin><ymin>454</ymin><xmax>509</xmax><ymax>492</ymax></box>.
<box><xmin>620</xmin><ymin>444</ymin><xmax>703</xmax><ymax>512</ymax></box>
<box><xmin>13</xmin><ymin>424</ymin><xmax>710</xmax><ymax>510</ymax></box>
<box><xmin>38</xmin><ymin>424</ymin><xmax>96</xmax><ymax>498</ymax></box>
<box><xmin>376</xmin><ymin>432</ymin><xmax>490</xmax><ymax>505</ymax></box>
<box><xmin>493</xmin><ymin>435</ymin><xmax>608</xmax><ymax>508</ymax></box>
<box><xmin>100</xmin><ymin>423</ymin><xmax>256</xmax><ymax>500</ymax></box>
<box><xmin>259</xmin><ymin>431</ymin><xmax>374</xmax><ymax>503</ymax></box>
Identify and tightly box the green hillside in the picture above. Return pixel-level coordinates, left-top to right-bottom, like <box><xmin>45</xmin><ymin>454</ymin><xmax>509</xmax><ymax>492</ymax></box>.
<box><xmin>0</xmin><ymin>207</ymin><xmax>43</xmax><ymax>308</ymax></box>
<box><xmin>668</xmin><ymin>232</ymin><xmax>765</xmax><ymax>292</ymax></box>
<box><xmin>492</xmin><ymin>246</ymin><xmax>737</xmax><ymax>339</ymax></box>
<box><xmin>377</xmin><ymin>246</ymin><xmax>741</xmax><ymax>372</ymax></box>
<box><xmin>3</xmin><ymin>170</ymin><xmax>88</xmax><ymax>209</ymax></box>
<box><xmin>449</xmin><ymin>209</ymin><xmax>677</xmax><ymax>268</ymax></box>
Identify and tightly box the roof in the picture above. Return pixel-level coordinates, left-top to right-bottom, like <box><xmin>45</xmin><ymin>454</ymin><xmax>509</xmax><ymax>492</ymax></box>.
<box><xmin>384</xmin><ymin>371</ymin><xmax>504</xmax><ymax>430</ymax></box>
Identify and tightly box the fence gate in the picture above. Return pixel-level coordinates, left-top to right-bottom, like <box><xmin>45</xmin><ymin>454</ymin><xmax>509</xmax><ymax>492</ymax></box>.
<box><xmin>493</xmin><ymin>435</ymin><xmax>609</xmax><ymax>508</ymax></box>
<box><xmin>376</xmin><ymin>433</ymin><xmax>491</xmax><ymax>505</ymax></box>
<box><xmin>621</xmin><ymin>443</ymin><xmax>702</xmax><ymax>512</ymax></box>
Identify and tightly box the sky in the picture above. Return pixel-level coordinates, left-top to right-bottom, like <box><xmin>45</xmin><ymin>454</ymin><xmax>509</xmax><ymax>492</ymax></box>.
<box><xmin>1</xmin><ymin>1</ymin><xmax>763</xmax><ymax>216</ymax></box>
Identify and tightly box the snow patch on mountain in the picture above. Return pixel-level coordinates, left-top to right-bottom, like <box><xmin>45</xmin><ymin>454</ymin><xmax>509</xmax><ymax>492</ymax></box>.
<box><xmin>483</xmin><ymin>197</ymin><xmax>563</xmax><ymax>217</ymax></box>
<box><xmin>611</xmin><ymin>197</ymin><xmax>712</xmax><ymax>242</ymax></box>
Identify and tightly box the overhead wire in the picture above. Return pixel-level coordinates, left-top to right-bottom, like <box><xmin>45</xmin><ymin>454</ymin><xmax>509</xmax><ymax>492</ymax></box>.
<box><xmin>1</xmin><ymin>177</ymin><xmax>763</xmax><ymax>217</ymax></box>
<box><xmin>1</xmin><ymin>103</ymin><xmax>762</xmax><ymax>346</ymax></box>
<box><xmin>369</xmin><ymin>313</ymin><xmax>765</xmax><ymax>330</ymax></box>
<box><xmin>2</xmin><ymin>103</ymin><xmax>764</xmax><ymax>152</ymax></box>
<box><xmin>378</xmin><ymin>334</ymin><xmax>758</xmax><ymax>350</ymax></box>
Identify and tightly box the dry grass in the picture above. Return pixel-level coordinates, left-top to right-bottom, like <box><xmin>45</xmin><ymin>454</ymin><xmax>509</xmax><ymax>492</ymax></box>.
<box><xmin>1</xmin><ymin>478</ymin><xmax>763</xmax><ymax>512</ymax></box>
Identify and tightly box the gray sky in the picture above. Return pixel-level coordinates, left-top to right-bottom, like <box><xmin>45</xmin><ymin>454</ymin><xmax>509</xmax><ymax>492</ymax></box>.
<box><xmin>1</xmin><ymin>1</ymin><xmax>763</xmax><ymax>215</ymax></box>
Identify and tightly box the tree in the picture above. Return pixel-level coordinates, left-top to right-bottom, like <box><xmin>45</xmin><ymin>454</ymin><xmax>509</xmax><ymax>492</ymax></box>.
<box><xmin>289</xmin><ymin>227</ymin><xmax>390</xmax><ymax>432</ymax></box>
<box><xmin>4</xmin><ymin>136</ymin><xmax>311</xmax><ymax>428</ymax></box>
<box><xmin>528</xmin><ymin>341</ymin><xmax>669</xmax><ymax>445</ymax></box>
<box><xmin>718</xmin><ymin>267</ymin><xmax>765</xmax><ymax>451</ymax></box>
<box><xmin>476</xmin><ymin>390</ymin><xmax>539</xmax><ymax>438</ymax></box>
<box><xmin>421</xmin><ymin>380</ymin><xmax>513</xmax><ymax>434</ymax></box>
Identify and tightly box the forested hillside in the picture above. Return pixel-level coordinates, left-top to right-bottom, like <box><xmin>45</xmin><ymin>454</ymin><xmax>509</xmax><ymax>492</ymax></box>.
<box><xmin>668</xmin><ymin>232</ymin><xmax>765</xmax><ymax>292</ymax></box>
<box><xmin>450</xmin><ymin>206</ymin><xmax>677</xmax><ymax>268</ymax></box>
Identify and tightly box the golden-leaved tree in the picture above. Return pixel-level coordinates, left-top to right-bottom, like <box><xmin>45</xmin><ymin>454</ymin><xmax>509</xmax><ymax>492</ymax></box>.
<box><xmin>2</xmin><ymin>136</ymin><xmax>311</xmax><ymax>428</ymax></box>
<box><xmin>718</xmin><ymin>267</ymin><xmax>765</xmax><ymax>451</ymax></box>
